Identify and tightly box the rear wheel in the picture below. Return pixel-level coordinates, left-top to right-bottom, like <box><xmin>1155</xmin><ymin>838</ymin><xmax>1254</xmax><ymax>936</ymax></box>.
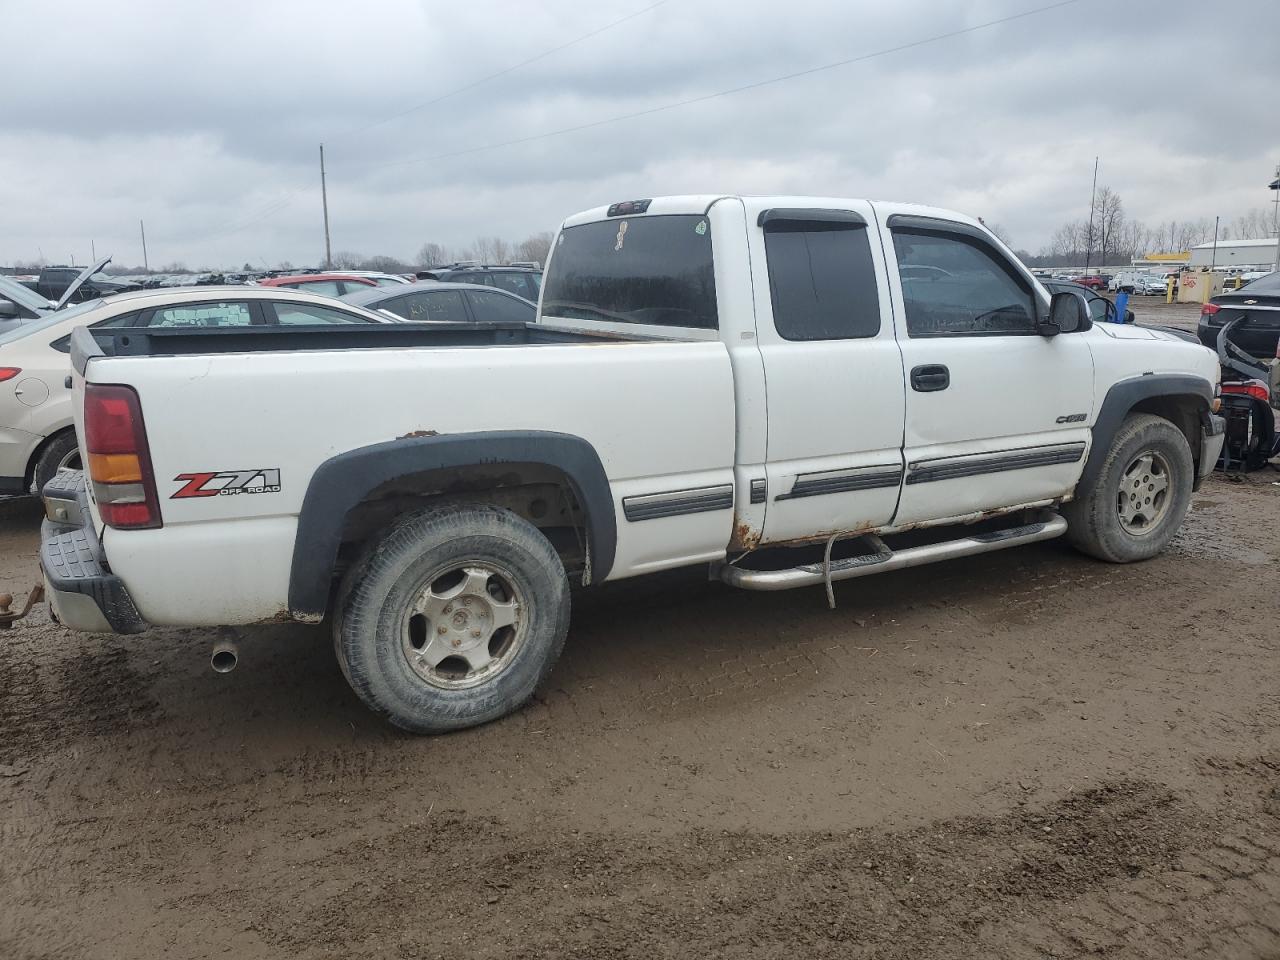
<box><xmin>30</xmin><ymin>430</ymin><xmax>81</xmax><ymax>497</ymax></box>
<box><xmin>1064</xmin><ymin>414</ymin><xmax>1194</xmax><ymax>563</ymax></box>
<box><xmin>333</xmin><ymin>504</ymin><xmax>570</xmax><ymax>733</ymax></box>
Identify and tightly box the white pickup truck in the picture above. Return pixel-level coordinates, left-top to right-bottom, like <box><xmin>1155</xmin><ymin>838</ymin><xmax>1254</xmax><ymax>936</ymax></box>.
<box><xmin>41</xmin><ymin>195</ymin><xmax>1225</xmax><ymax>733</ymax></box>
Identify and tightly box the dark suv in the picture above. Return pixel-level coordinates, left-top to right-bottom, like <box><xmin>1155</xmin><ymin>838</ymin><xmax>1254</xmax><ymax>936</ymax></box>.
<box><xmin>415</xmin><ymin>263</ymin><xmax>542</xmax><ymax>302</ymax></box>
<box><xmin>35</xmin><ymin>265</ymin><xmax>140</xmax><ymax>303</ymax></box>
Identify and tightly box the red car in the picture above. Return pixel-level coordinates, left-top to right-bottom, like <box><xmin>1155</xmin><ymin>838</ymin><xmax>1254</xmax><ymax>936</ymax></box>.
<box><xmin>1076</xmin><ymin>274</ymin><xmax>1110</xmax><ymax>290</ymax></box>
<box><xmin>256</xmin><ymin>274</ymin><xmax>378</xmax><ymax>297</ymax></box>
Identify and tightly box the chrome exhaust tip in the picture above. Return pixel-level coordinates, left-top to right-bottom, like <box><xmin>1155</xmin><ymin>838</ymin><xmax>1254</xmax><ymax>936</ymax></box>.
<box><xmin>211</xmin><ymin>639</ymin><xmax>239</xmax><ymax>674</ymax></box>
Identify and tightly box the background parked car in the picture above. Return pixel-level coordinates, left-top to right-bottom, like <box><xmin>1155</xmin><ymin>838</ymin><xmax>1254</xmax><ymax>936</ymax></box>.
<box><xmin>1076</xmin><ymin>274</ymin><xmax>1110</xmax><ymax>290</ymax></box>
<box><xmin>1198</xmin><ymin>270</ymin><xmax>1280</xmax><ymax>358</ymax></box>
<box><xmin>1134</xmin><ymin>274</ymin><xmax>1169</xmax><ymax>296</ymax></box>
<box><xmin>338</xmin><ymin>271</ymin><xmax>412</xmax><ymax>287</ymax></box>
<box><xmin>0</xmin><ymin>277</ymin><xmax>57</xmax><ymax>332</ymax></box>
<box><xmin>0</xmin><ymin>287</ymin><xmax>392</xmax><ymax>496</ymax></box>
<box><xmin>341</xmin><ymin>280</ymin><xmax>536</xmax><ymax>323</ymax></box>
<box><xmin>34</xmin><ymin>263</ymin><xmax>141</xmax><ymax>302</ymax></box>
<box><xmin>415</xmin><ymin>263</ymin><xmax>542</xmax><ymax>302</ymax></box>
<box><xmin>256</xmin><ymin>273</ymin><xmax>380</xmax><ymax>297</ymax></box>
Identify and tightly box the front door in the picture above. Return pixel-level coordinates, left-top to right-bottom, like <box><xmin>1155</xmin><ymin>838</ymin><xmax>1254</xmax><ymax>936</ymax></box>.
<box><xmin>881</xmin><ymin>211</ymin><xmax>1094</xmax><ymax>527</ymax></box>
<box><xmin>746</xmin><ymin>201</ymin><xmax>907</xmax><ymax>545</ymax></box>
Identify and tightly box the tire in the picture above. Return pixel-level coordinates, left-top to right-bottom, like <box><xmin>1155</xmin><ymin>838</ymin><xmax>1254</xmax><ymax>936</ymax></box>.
<box><xmin>30</xmin><ymin>430</ymin><xmax>81</xmax><ymax>497</ymax></box>
<box><xmin>1064</xmin><ymin>413</ymin><xmax>1194</xmax><ymax>563</ymax></box>
<box><xmin>332</xmin><ymin>504</ymin><xmax>570</xmax><ymax>733</ymax></box>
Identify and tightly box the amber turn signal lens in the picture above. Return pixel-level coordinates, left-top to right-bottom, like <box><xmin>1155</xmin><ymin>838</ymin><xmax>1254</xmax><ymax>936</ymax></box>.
<box><xmin>88</xmin><ymin>452</ymin><xmax>143</xmax><ymax>484</ymax></box>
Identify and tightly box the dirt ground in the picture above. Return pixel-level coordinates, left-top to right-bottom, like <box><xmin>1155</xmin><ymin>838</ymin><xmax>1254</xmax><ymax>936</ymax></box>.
<box><xmin>2</xmin><ymin>461</ymin><xmax>1279</xmax><ymax>958</ymax></box>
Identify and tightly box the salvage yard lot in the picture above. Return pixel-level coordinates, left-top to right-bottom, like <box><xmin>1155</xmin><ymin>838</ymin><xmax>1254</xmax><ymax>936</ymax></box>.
<box><xmin>2</xmin><ymin>468</ymin><xmax>1279</xmax><ymax>959</ymax></box>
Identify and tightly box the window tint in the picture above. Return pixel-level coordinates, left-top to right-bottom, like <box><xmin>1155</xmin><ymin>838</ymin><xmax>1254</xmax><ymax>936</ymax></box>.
<box><xmin>893</xmin><ymin>231</ymin><xmax>1036</xmax><ymax>337</ymax></box>
<box><xmin>490</xmin><ymin>272</ymin><xmax>533</xmax><ymax>299</ymax></box>
<box><xmin>292</xmin><ymin>280</ymin><xmax>343</xmax><ymax>296</ymax></box>
<box><xmin>148</xmin><ymin>302</ymin><xmax>253</xmax><ymax>328</ymax></box>
<box><xmin>1087</xmin><ymin>296</ymin><xmax>1111</xmax><ymax>322</ymax></box>
<box><xmin>339</xmin><ymin>281</ymin><xmax>376</xmax><ymax>295</ymax></box>
<box><xmin>466</xmin><ymin>290</ymin><xmax>536</xmax><ymax>323</ymax></box>
<box><xmin>764</xmin><ymin>222</ymin><xmax>880</xmax><ymax>340</ymax></box>
<box><xmin>542</xmin><ymin>215</ymin><xmax>717</xmax><ymax>329</ymax></box>
<box><xmin>383</xmin><ymin>291</ymin><xmax>469</xmax><ymax>323</ymax></box>
<box><xmin>272</xmin><ymin>302</ymin><xmax>371</xmax><ymax>325</ymax></box>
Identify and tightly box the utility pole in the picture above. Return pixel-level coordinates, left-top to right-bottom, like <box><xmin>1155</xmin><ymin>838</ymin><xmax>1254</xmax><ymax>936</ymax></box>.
<box><xmin>1210</xmin><ymin>216</ymin><xmax>1219</xmax><ymax>270</ymax></box>
<box><xmin>139</xmin><ymin>219</ymin><xmax>149</xmax><ymax>271</ymax></box>
<box><xmin>1083</xmin><ymin>156</ymin><xmax>1099</xmax><ymax>273</ymax></box>
<box><xmin>319</xmin><ymin>143</ymin><xmax>332</xmax><ymax>270</ymax></box>
<box><xmin>91</xmin><ymin>239</ymin><xmax>96</xmax><ymax>261</ymax></box>
<box><xmin>1270</xmin><ymin>163</ymin><xmax>1280</xmax><ymax>271</ymax></box>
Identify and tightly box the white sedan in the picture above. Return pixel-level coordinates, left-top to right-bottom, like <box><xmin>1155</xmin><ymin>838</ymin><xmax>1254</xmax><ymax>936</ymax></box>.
<box><xmin>0</xmin><ymin>286</ymin><xmax>392</xmax><ymax>496</ymax></box>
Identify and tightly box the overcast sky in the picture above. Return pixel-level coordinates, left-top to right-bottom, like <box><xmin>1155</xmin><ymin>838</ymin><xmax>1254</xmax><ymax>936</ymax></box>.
<box><xmin>4</xmin><ymin>0</ymin><xmax>1278</xmax><ymax>269</ymax></box>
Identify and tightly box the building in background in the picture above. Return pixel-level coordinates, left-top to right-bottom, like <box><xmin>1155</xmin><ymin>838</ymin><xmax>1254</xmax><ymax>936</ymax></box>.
<box><xmin>1187</xmin><ymin>237</ymin><xmax>1278</xmax><ymax>270</ymax></box>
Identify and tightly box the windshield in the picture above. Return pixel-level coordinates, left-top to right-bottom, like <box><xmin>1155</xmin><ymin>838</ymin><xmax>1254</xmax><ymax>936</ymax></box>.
<box><xmin>0</xmin><ymin>276</ymin><xmax>55</xmax><ymax>313</ymax></box>
<box><xmin>0</xmin><ymin>299</ymin><xmax>101</xmax><ymax>347</ymax></box>
<box><xmin>541</xmin><ymin>214</ymin><xmax>717</xmax><ymax>329</ymax></box>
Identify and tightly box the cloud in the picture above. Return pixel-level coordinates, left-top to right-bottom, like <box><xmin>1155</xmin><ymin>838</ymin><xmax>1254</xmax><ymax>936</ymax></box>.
<box><xmin>3</xmin><ymin>0</ymin><xmax>1277</xmax><ymax>267</ymax></box>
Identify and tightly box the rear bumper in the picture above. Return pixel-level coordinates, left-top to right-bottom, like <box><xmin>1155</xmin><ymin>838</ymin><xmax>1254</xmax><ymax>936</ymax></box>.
<box><xmin>39</xmin><ymin>469</ymin><xmax>147</xmax><ymax>634</ymax></box>
<box><xmin>1196</xmin><ymin>413</ymin><xmax>1226</xmax><ymax>488</ymax></box>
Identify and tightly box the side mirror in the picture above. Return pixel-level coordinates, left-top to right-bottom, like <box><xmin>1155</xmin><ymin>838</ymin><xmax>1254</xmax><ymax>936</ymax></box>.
<box><xmin>1125</xmin><ymin>308</ymin><xmax>1135</xmax><ymax>324</ymax></box>
<box><xmin>0</xmin><ymin>299</ymin><xmax>17</xmax><ymax>319</ymax></box>
<box><xmin>1044</xmin><ymin>291</ymin><xmax>1087</xmax><ymax>336</ymax></box>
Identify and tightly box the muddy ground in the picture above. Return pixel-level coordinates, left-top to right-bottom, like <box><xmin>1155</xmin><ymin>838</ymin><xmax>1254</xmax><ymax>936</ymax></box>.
<box><xmin>2</xmin><ymin>444</ymin><xmax>1280</xmax><ymax>957</ymax></box>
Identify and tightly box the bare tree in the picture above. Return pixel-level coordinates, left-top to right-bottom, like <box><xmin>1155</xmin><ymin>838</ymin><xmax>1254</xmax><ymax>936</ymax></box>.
<box><xmin>416</xmin><ymin>242</ymin><xmax>453</xmax><ymax>267</ymax></box>
<box><xmin>515</xmin><ymin>232</ymin><xmax>554</xmax><ymax>266</ymax></box>
<box><xmin>330</xmin><ymin>250</ymin><xmax>364</xmax><ymax>270</ymax></box>
<box><xmin>1091</xmin><ymin>186</ymin><xmax>1124</xmax><ymax>266</ymax></box>
<box><xmin>1232</xmin><ymin>208</ymin><xmax>1273</xmax><ymax>240</ymax></box>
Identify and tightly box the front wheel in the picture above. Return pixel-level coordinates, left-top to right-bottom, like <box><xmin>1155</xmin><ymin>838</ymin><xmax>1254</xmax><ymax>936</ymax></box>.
<box><xmin>333</xmin><ymin>505</ymin><xmax>570</xmax><ymax>733</ymax></box>
<box><xmin>1064</xmin><ymin>413</ymin><xmax>1194</xmax><ymax>563</ymax></box>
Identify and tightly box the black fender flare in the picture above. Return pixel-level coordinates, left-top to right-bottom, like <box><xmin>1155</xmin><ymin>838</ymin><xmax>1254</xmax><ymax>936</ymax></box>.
<box><xmin>1079</xmin><ymin>374</ymin><xmax>1213</xmax><ymax>491</ymax></box>
<box><xmin>288</xmin><ymin>431</ymin><xmax>616</xmax><ymax>619</ymax></box>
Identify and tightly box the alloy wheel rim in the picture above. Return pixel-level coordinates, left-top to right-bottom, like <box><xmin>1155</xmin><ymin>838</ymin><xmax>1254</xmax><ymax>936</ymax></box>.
<box><xmin>1116</xmin><ymin>450</ymin><xmax>1172</xmax><ymax>535</ymax></box>
<box><xmin>400</xmin><ymin>562</ymin><xmax>526</xmax><ymax>689</ymax></box>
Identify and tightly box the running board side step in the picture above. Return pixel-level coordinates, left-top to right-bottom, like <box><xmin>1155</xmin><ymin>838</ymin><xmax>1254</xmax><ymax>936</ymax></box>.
<box><xmin>713</xmin><ymin>513</ymin><xmax>1068</xmax><ymax>591</ymax></box>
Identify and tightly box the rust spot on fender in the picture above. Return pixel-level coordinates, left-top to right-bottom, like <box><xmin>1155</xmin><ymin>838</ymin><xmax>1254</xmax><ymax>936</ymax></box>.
<box><xmin>398</xmin><ymin>429</ymin><xmax>440</xmax><ymax>440</ymax></box>
<box><xmin>728</xmin><ymin>517</ymin><xmax>762</xmax><ymax>552</ymax></box>
<box><xmin>250</xmin><ymin>609</ymin><xmax>294</xmax><ymax>625</ymax></box>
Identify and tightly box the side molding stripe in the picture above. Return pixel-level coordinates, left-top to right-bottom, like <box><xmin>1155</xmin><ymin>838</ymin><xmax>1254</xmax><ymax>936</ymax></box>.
<box><xmin>623</xmin><ymin>484</ymin><xmax>733</xmax><ymax>522</ymax></box>
<box><xmin>906</xmin><ymin>443</ymin><xmax>1085</xmax><ymax>485</ymax></box>
<box><xmin>776</xmin><ymin>465</ymin><xmax>903</xmax><ymax>501</ymax></box>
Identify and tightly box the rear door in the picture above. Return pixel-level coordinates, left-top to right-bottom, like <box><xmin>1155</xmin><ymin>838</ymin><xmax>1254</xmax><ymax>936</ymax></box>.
<box><xmin>746</xmin><ymin>203</ymin><xmax>907</xmax><ymax>545</ymax></box>
<box><xmin>881</xmin><ymin>210</ymin><xmax>1094</xmax><ymax>527</ymax></box>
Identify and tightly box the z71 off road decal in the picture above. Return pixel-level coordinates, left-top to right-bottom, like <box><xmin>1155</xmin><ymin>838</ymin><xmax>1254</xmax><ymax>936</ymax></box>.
<box><xmin>172</xmin><ymin>469</ymin><xmax>282</xmax><ymax>499</ymax></box>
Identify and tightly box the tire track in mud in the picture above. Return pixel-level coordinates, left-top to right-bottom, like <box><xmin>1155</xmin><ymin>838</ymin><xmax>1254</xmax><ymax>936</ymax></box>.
<box><xmin>201</xmin><ymin>774</ymin><xmax>1280</xmax><ymax>960</ymax></box>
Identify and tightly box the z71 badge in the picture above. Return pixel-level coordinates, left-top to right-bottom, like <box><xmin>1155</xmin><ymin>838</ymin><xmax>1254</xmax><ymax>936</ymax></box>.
<box><xmin>172</xmin><ymin>469</ymin><xmax>282</xmax><ymax>499</ymax></box>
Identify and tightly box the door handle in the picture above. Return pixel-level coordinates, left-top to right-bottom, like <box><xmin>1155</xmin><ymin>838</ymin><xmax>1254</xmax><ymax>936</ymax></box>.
<box><xmin>910</xmin><ymin>364</ymin><xmax>950</xmax><ymax>392</ymax></box>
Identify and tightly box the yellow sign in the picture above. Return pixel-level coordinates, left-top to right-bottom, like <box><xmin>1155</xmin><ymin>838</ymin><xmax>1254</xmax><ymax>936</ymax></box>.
<box><xmin>1141</xmin><ymin>252</ymin><xmax>1190</xmax><ymax>261</ymax></box>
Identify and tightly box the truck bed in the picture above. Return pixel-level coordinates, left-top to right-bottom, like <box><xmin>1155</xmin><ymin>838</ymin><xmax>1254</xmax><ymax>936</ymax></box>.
<box><xmin>78</xmin><ymin>320</ymin><xmax>660</xmax><ymax>361</ymax></box>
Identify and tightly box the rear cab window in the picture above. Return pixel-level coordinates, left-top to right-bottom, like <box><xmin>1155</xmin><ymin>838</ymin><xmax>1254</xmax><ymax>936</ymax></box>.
<box><xmin>762</xmin><ymin>213</ymin><xmax>880</xmax><ymax>340</ymax></box>
<box><xmin>541</xmin><ymin>214</ymin><xmax>717</xmax><ymax>332</ymax></box>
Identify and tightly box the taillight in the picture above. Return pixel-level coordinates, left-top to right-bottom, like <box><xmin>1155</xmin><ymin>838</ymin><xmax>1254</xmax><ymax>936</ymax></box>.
<box><xmin>1201</xmin><ymin>302</ymin><xmax>1220</xmax><ymax>317</ymax></box>
<box><xmin>1220</xmin><ymin>381</ymin><xmax>1271</xmax><ymax>403</ymax></box>
<box><xmin>83</xmin><ymin>383</ymin><xmax>162</xmax><ymax>529</ymax></box>
<box><xmin>0</xmin><ymin>367</ymin><xmax>20</xmax><ymax>382</ymax></box>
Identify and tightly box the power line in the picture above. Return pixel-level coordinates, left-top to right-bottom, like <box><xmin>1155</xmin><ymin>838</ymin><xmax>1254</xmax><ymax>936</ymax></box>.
<box><xmin>354</xmin><ymin>0</ymin><xmax>1082</xmax><ymax>172</ymax></box>
<box><xmin>334</xmin><ymin>0</ymin><xmax>668</xmax><ymax>141</ymax></box>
